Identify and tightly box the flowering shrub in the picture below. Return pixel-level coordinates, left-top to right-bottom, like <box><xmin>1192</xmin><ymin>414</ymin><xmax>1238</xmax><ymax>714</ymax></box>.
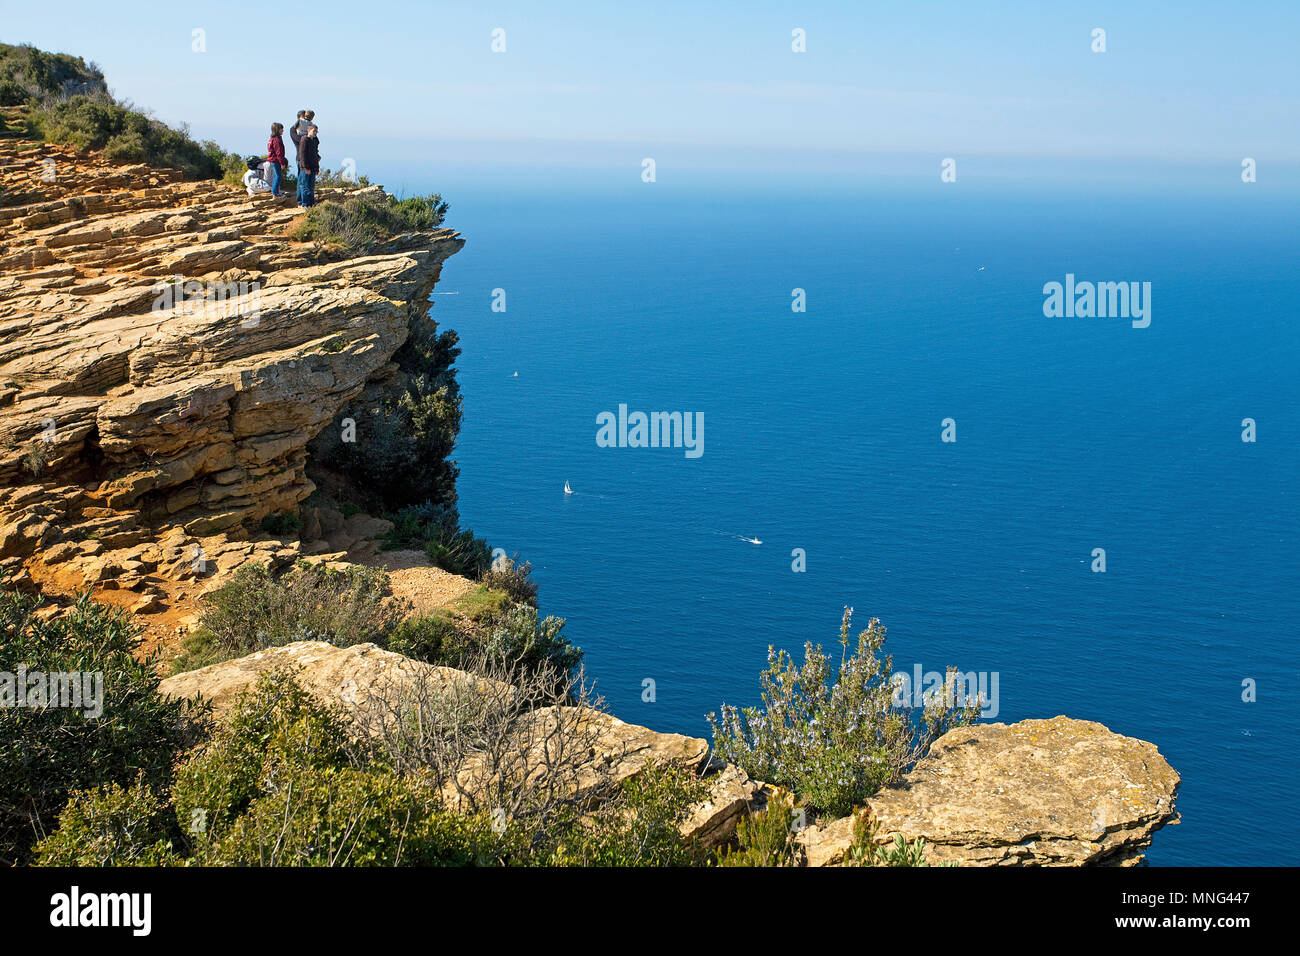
<box><xmin>708</xmin><ymin>608</ymin><xmax>979</xmax><ymax>817</ymax></box>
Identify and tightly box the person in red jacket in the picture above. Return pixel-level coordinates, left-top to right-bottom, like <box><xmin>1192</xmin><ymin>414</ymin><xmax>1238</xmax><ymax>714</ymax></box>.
<box><xmin>267</xmin><ymin>123</ymin><xmax>287</xmax><ymax>198</ymax></box>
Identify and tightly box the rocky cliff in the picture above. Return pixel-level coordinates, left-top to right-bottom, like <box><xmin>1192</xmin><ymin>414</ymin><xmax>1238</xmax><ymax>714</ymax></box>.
<box><xmin>0</xmin><ymin>120</ymin><xmax>462</xmax><ymax>644</ymax></box>
<box><xmin>160</xmin><ymin>641</ymin><xmax>1181</xmax><ymax>865</ymax></box>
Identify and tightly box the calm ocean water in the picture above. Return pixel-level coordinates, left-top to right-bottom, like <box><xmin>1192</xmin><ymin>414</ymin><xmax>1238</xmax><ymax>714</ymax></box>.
<box><xmin>414</xmin><ymin>179</ymin><xmax>1297</xmax><ymax>866</ymax></box>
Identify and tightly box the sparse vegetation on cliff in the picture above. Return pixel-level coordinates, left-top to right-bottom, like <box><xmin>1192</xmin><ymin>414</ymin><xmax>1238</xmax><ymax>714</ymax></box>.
<box><xmin>0</xmin><ymin>42</ymin><xmax>106</xmax><ymax>104</ymax></box>
<box><xmin>3</xmin><ymin>42</ymin><xmax>242</xmax><ymax>180</ymax></box>
<box><xmin>479</xmin><ymin>553</ymin><xmax>539</xmax><ymax>607</ymax></box>
<box><xmin>37</xmin><ymin>670</ymin><xmax>508</xmax><ymax>866</ymax></box>
<box><xmin>172</xmin><ymin>558</ymin><xmax>581</xmax><ymax>688</ymax></box>
<box><xmin>24</xmin><ymin>94</ymin><xmax>237</xmax><ymax>179</ymax></box>
<box><xmin>171</xmin><ymin>561</ymin><xmax>405</xmax><ymax>673</ymax></box>
<box><xmin>317</xmin><ymin>318</ymin><xmax>465</xmax><ymax>517</ymax></box>
<box><xmin>288</xmin><ymin>190</ymin><xmax>449</xmax><ymax>253</ymax></box>
<box><xmin>716</xmin><ymin>791</ymin><xmax>800</xmax><ymax>867</ymax></box>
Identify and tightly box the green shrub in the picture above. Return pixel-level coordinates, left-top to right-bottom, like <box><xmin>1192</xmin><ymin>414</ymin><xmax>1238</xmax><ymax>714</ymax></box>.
<box><xmin>423</xmin><ymin>525</ymin><xmax>490</xmax><ymax>577</ymax></box>
<box><xmin>316</xmin><ymin>168</ymin><xmax>372</xmax><ymax>190</ymax></box>
<box><xmin>0</xmin><ymin>583</ymin><xmax>207</xmax><ymax>865</ymax></box>
<box><xmin>384</xmin><ymin>612</ymin><xmax>472</xmax><ymax>665</ymax></box>
<box><xmin>379</xmin><ymin>501</ymin><xmax>491</xmax><ymax>577</ymax></box>
<box><xmin>167</xmin><ymin>626</ymin><xmax>227</xmax><ymax>674</ymax></box>
<box><xmin>174</xmin><ymin>670</ymin><xmax>504</xmax><ymax>866</ymax></box>
<box><xmin>289</xmin><ymin>190</ymin><xmax>448</xmax><ymax>254</ymax></box>
<box><xmin>486</xmin><ymin>605</ymin><xmax>582</xmax><ymax>685</ymax></box>
<box><xmin>320</xmin><ymin>318</ymin><xmax>464</xmax><ymax>514</ymax></box>
<box><xmin>217</xmin><ymin>149</ymin><xmax>248</xmax><ymax>186</ymax></box>
<box><xmin>717</xmin><ymin>791</ymin><xmax>800</xmax><ymax>867</ymax></box>
<box><xmin>0</xmin><ymin>78</ymin><xmax>26</xmax><ymax>107</ymax></box>
<box><xmin>708</xmin><ymin>609</ymin><xmax>979</xmax><ymax>817</ymax></box>
<box><xmin>25</xmin><ymin>93</ymin><xmax>228</xmax><ymax>179</ymax></box>
<box><xmin>382</xmin><ymin>589</ymin><xmax>577</xmax><ymax>681</ymax></box>
<box><xmin>0</xmin><ymin>43</ymin><xmax>106</xmax><ymax>103</ymax></box>
<box><xmin>179</xmin><ymin>561</ymin><xmax>404</xmax><ymax>671</ymax></box>
<box><xmin>847</xmin><ymin>811</ymin><xmax>943</xmax><ymax>866</ymax></box>
<box><xmin>171</xmin><ymin>668</ymin><xmax>350</xmax><ymax>836</ymax></box>
<box><xmin>479</xmin><ymin>554</ymin><xmax>539</xmax><ymax>607</ymax></box>
<box><xmin>259</xmin><ymin>510</ymin><xmax>302</xmax><ymax>536</ymax></box>
<box><xmin>547</xmin><ymin>761</ymin><xmax>709</xmax><ymax>867</ymax></box>
<box><xmin>451</xmin><ymin>585</ymin><xmax>512</xmax><ymax>624</ymax></box>
<box><xmin>383</xmin><ymin>501</ymin><xmax>452</xmax><ymax>548</ymax></box>
<box><xmin>34</xmin><ymin>775</ymin><xmax>182</xmax><ymax>867</ymax></box>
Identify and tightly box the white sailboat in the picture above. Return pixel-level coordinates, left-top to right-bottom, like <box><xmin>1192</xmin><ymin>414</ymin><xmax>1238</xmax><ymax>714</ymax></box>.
<box><xmin>564</xmin><ymin>481</ymin><xmax>573</xmax><ymax>495</ymax></box>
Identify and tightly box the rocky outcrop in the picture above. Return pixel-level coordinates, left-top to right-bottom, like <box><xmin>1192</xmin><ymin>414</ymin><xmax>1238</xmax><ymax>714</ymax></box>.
<box><xmin>158</xmin><ymin>639</ymin><xmax>483</xmax><ymax>717</ymax></box>
<box><xmin>798</xmin><ymin>717</ymin><xmax>1180</xmax><ymax>866</ymax></box>
<box><xmin>159</xmin><ymin>643</ymin><xmax>1179</xmax><ymax>863</ymax></box>
<box><xmin>159</xmin><ymin>639</ymin><xmax>761</xmax><ymax>847</ymax></box>
<box><xmin>0</xmin><ymin>130</ymin><xmax>462</xmax><ymax>622</ymax></box>
<box><xmin>159</xmin><ymin>638</ymin><xmax>713</xmax><ymax>796</ymax></box>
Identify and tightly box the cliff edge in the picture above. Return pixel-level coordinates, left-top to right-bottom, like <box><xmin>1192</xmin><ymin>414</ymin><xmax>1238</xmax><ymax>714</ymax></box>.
<box><xmin>0</xmin><ymin>120</ymin><xmax>462</xmax><ymax>645</ymax></box>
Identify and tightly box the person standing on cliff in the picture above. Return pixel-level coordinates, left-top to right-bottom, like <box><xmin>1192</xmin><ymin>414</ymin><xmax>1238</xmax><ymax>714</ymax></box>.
<box><xmin>297</xmin><ymin>124</ymin><xmax>320</xmax><ymax>208</ymax></box>
<box><xmin>289</xmin><ymin>110</ymin><xmax>315</xmax><ymax>205</ymax></box>
<box><xmin>267</xmin><ymin>122</ymin><xmax>287</xmax><ymax>198</ymax></box>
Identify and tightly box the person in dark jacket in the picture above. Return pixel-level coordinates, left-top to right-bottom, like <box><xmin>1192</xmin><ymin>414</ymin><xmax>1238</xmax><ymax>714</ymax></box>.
<box><xmin>297</xmin><ymin>124</ymin><xmax>320</xmax><ymax>208</ymax></box>
<box><xmin>290</xmin><ymin>110</ymin><xmax>315</xmax><ymax>204</ymax></box>
<box><xmin>267</xmin><ymin>123</ymin><xmax>287</xmax><ymax>198</ymax></box>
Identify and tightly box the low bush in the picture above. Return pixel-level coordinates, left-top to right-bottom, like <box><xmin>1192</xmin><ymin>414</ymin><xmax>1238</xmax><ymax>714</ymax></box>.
<box><xmin>547</xmin><ymin>761</ymin><xmax>710</xmax><ymax>866</ymax></box>
<box><xmin>382</xmin><ymin>500</ymin><xmax>458</xmax><ymax>549</ymax></box>
<box><xmin>191</xmin><ymin>669</ymin><xmax>504</xmax><ymax>866</ymax></box>
<box><xmin>42</xmin><ymin>670</ymin><xmax>509</xmax><ymax>866</ymax></box>
<box><xmin>380</xmin><ymin>501</ymin><xmax>491</xmax><ymax>577</ymax></box>
<box><xmin>479</xmin><ymin>554</ymin><xmax>538</xmax><ymax>607</ymax></box>
<box><xmin>25</xmin><ymin>93</ymin><xmax>231</xmax><ymax>180</ymax></box>
<box><xmin>486</xmin><ymin>605</ymin><xmax>582</xmax><ymax>686</ymax></box>
<box><xmin>423</xmin><ymin>525</ymin><xmax>491</xmax><ymax>577</ymax></box>
<box><xmin>173</xmin><ymin>561</ymin><xmax>405</xmax><ymax>673</ymax></box>
<box><xmin>33</xmin><ymin>775</ymin><xmax>182</xmax><ymax>867</ymax></box>
<box><xmin>383</xmin><ymin>612</ymin><xmax>473</xmax><ymax>665</ymax></box>
<box><xmin>0</xmin><ymin>43</ymin><xmax>106</xmax><ymax>104</ymax></box>
<box><xmin>846</xmin><ymin>811</ymin><xmax>942</xmax><ymax>866</ymax></box>
<box><xmin>708</xmin><ymin>608</ymin><xmax>979</xmax><ymax>817</ymax></box>
<box><xmin>0</xmin><ymin>583</ymin><xmax>207</xmax><ymax>865</ymax></box>
<box><xmin>288</xmin><ymin>190</ymin><xmax>448</xmax><ymax>254</ymax></box>
<box><xmin>259</xmin><ymin>510</ymin><xmax>302</xmax><ymax>536</ymax></box>
<box><xmin>716</xmin><ymin>791</ymin><xmax>800</xmax><ymax>867</ymax></box>
<box><xmin>316</xmin><ymin>168</ymin><xmax>372</xmax><ymax>190</ymax></box>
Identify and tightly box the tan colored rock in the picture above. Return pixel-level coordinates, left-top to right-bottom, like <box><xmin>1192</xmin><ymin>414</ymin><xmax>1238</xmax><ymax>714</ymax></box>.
<box><xmin>682</xmin><ymin>763</ymin><xmax>763</xmax><ymax>848</ymax></box>
<box><xmin>157</xmin><ymin>640</ymin><xmax>475</xmax><ymax>716</ymax></box>
<box><xmin>159</xmin><ymin>640</ymin><xmax>710</xmax><ymax>808</ymax></box>
<box><xmin>0</xmin><ymin>131</ymin><xmax>463</xmax><ymax>595</ymax></box>
<box><xmin>798</xmin><ymin>813</ymin><xmax>858</xmax><ymax>867</ymax></box>
<box><xmin>796</xmin><ymin>716</ymin><xmax>1180</xmax><ymax>867</ymax></box>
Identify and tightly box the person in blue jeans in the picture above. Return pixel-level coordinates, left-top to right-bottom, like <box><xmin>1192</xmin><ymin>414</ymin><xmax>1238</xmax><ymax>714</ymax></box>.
<box><xmin>289</xmin><ymin>110</ymin><xmax>315</xmax><ymax>205</ymax></box>
<box><xmin>297</xmin><ymin>125</ymin><xmax>320</xmax><ymax>208</ymax></box>
<box><xmin>267</xmin><ymin>123</ymin><xmax>287</xmax><ymax>198</ymax></box>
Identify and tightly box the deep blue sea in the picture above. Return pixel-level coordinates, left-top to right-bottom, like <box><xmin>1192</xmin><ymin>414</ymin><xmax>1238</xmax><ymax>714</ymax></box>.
<box><xmin>403</xmin><ymin>173</ymin><xmax>1297</xmax><ymax>866</ymax></box>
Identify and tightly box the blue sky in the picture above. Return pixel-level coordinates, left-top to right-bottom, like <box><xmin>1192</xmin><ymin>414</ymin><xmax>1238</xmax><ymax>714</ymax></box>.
<box><xmin>3</xmin><ymin>0</ymin><xmax>1297</xmax><ymax>185</ymax></box>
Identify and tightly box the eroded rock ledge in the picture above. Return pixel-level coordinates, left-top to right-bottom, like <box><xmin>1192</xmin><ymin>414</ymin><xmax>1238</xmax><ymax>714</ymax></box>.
<box><xmin>0</xmin><ymin>131</ymin><xmax>462</xmax><ymax>634</ymax></box>
<box><xmin>160</xmin><ymin>641</ymin><xmax>1180</xmax><ymax>865</ymax></box>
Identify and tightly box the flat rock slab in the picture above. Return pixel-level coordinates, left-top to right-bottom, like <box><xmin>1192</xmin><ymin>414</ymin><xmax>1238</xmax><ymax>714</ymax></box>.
<box><xmin>799</xmin><ymin>716</ymin><xmax>1180</xmax><ymax>866</ymax></box>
